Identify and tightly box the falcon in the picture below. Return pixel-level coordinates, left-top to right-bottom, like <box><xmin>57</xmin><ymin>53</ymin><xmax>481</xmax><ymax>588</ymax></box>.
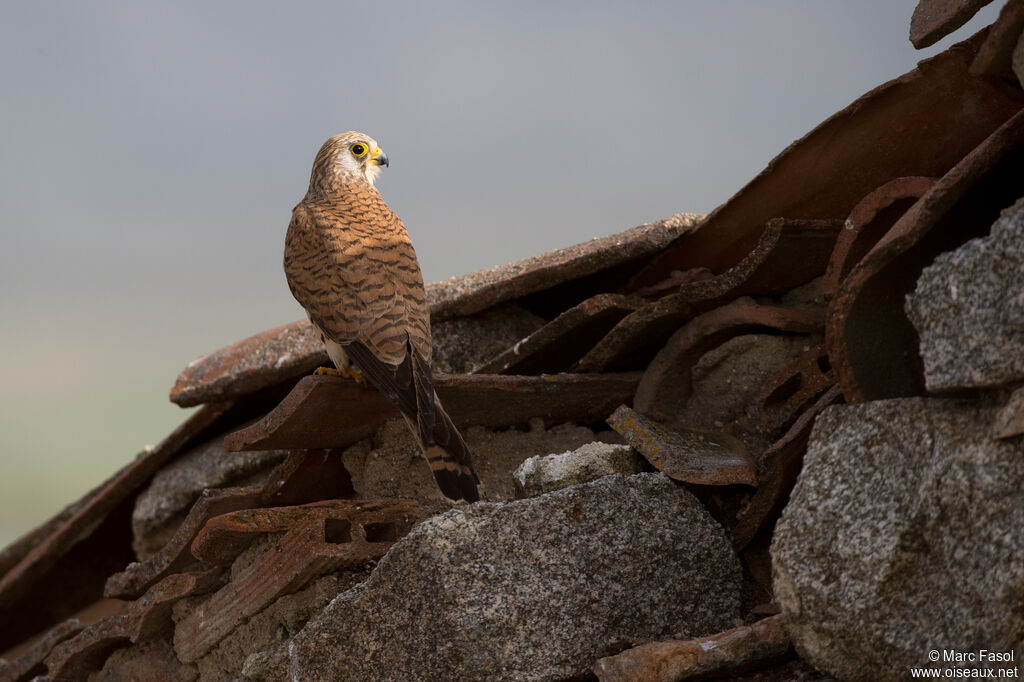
<box><xmin>284</xmin><ymin>132</ymin><xmax>480</xmax><ymax>502</ymax></box>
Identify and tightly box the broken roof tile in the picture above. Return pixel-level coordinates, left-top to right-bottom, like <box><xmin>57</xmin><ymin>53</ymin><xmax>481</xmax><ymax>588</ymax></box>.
<box><xmin>629</xmin><ymin>28</ymin><xmax>1021</xmax><ymax>288</ymax></box>
<box><xmin>104</xmin><ymin>486</ymin><xmax>262</xmax><ymax>600</ymax></box>
<box><xmin>225</xmin><ymin>372</ymin><xmax>642</xmax><ymax>452</ymax></box>
<box><xmin>0</xmin><ymin>401</ymin><xmax>235</xmax><ymax>653</ymax></box>
<box><xmin>593</xmin><ymin>614</ymin><xmax>792</xmax><ymax>682</ymax></box>
<box><xmin>474</xmin><ymin>294</ymin><xmax>643</xmax><ymax>375</ymax></box>
<box><xmin>732</xmin><ymin>385</ymin><xmax>843</xmax><ymax>551</ymax></box>
<box><xmin>607</xmin><ymin>405</ymin><xmax>757</xmax><ymax>487</ymax></box>
<box><xmin>174</xmin><ymin>499</ymin><xmax>418</xmax><ymax>664</ymax></box>
<box><xmin>911</xmin><ymin>0</ymin><xmax>996</xmax><ymax>48</ymax></box>
<box><xmin>827</xmin><ymin>106</ymin><xmax>1024</xmax><ymax>403</ymax></box>
<box><xmin>43</xmin><ymin>570</ymin><xmax>218</xmax><ymax>680</ymax></box>
<box><xmin>0</xmin><ymin>619</ymin><xmax>83</xmax><ymax>682</ymax></box>
<box><xmin>634</xmin><ymin>298</ymin><xmax>824</xmax><ymax>423</ymax></box>
<box><xmin>970</xmin><ymin>0</ymin><xmax>1024</xmax><ymax>77</ymax></box>
<box><xmin>572</xmin><ymin>293</ymin><xmax>696</xmax><ymax>373</ymax></box>
<box><xmin>758</xmin><ymin>345</ymin><xmax>836</xmax><ymax>438</ymax></box>
<box><xmin>427</xmin><ymin>213</ymin><xmax>703</xmax><ymax>322</ymax></box>
<box><xmin>822</xmin><ymin>176</ymin><xmax>936</xmax><ymax>301</ymax></box>
<box><xmin>170</xmin><ymin>322</ymin><xmax>327</xmax><ymax>408</ymax></box>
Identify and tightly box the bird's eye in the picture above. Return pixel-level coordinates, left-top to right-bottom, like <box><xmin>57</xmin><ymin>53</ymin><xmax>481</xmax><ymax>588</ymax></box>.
<box><xmin>350</xmin><ymin>143</ymin><xmax>368</xmax><ymax>157</ymax></box>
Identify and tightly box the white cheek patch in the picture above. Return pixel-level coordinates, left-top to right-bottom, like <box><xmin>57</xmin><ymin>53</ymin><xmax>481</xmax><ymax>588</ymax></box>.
<box><xmin>364</xmin><ymin>162</ymin><xmax>382</xmax><ymax>185</ymax></box>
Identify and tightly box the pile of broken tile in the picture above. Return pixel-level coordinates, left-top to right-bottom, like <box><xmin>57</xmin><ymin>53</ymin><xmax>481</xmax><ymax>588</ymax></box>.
<box><xmin>3</xmin><ymin>3</ymin><xmax>1024</xmax><ymax>680</ymax></box>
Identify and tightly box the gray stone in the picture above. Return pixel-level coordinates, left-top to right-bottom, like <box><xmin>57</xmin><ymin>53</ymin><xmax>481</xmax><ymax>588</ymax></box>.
<box><xmin>131</xmin><ymin>436</ymin><xmax>288</xmax><ymax>559</ymax></box>
<box><xmin>905</xmin><ymin>197</ymin><xmax>1024</xmax><ymax>391</ymax></box>
<box><xmin>248</xmin><ymin>473</ymin><xmax>742</xmax><ymax>682</ymax></box>
<box><xmin>772</xmin><ymin>399</ymin><xmax>1024</xmax><ymax>682</ymax></box>
<box><xmin>512</xmin><ymin>441</ymin><xmax>646</xmax><ymax>497</ymax></box>
<box><xmin>679</xmin><ymin>333</ymin><xmax>817</xmax><ymax>454</ymax></box>
<box><xmin>431</xmin><ymin>301</ymin><xmax>545</xmax><ymax>374</ymax></box>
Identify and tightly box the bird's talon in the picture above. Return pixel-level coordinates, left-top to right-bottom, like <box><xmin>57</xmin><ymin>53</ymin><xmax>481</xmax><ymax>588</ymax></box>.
<box><xmin>314</xmin><ymin>366</ymin><xmax>344</xmax><ymax>377</ymax></box>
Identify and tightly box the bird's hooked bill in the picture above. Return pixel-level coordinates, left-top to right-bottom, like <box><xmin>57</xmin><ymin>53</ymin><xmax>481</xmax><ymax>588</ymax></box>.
<box><xmin>372</xmin><ymin>148</ymin><xmax>389</xmax><ymax>167</ymax></box>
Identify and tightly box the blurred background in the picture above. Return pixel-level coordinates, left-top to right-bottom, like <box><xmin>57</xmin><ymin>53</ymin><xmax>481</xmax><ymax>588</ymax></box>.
<box><xmin>0</xmin><ymin>1</ymin><xmax>1002</xmax><ymax>548</ymax></box>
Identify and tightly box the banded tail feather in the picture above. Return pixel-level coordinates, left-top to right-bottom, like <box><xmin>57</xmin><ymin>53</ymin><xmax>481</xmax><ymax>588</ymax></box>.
<box><xmin>341</xmin><ymin>337</ymin><xmax>480</xmax><ymax>502</ymax></box>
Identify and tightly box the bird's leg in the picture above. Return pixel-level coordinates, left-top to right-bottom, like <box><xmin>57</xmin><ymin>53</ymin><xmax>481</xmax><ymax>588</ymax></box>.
<box><xmin>314</xmin><ymin>365</ymin><xmax>366</xmax><ymax>385</ymax></box>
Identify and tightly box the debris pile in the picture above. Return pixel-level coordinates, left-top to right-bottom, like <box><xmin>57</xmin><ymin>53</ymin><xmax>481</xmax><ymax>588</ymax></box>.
<box><xmin>2</xmin><ymin>4</ymin><xmax>1023</xmax><ymax>680</ymax></box>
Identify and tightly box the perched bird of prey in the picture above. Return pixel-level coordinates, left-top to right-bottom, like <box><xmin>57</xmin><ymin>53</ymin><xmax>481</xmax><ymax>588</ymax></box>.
<box><xmin>284</xmin><ymin>132</ymin><xmax>480</xmax><ymax>502</ymax></box>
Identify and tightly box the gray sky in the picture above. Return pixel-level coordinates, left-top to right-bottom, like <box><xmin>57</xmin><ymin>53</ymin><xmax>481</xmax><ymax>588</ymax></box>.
<box><xmin>0</xmin><ymin>1</ymin><xmax>1002</xmax><ymax>546</ymax></box>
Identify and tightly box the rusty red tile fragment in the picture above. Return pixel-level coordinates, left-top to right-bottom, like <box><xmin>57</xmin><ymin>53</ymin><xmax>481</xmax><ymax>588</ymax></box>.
<box><xmin>428</xmin><ymin>213</ymin><xmax>703</xmax><ymax>322</ymax></box>
<box><xmin>43</xmin><ymin>570</ymin><xmax>217</xmax><ymax>680</ymax></box>
<box><xmin>911</xmin><ymin>0</ymin><xmax>995</xmax><ymax>48</ymax></box>
<box><xmin>593</xmin><ymin>614</ymin><xmax>793</xmax><ymax>682</ymax></box>
<box><xmin>0</xmin><ymin>619</ymin><xmax>83</xmax><ymax>682</ymax></box>
<box><xmin>629</xmin><ymin>29</ymin><xmax>1021</xmax><ymax>289</ymax></box>
<box><xmin>970</xmin><ymin>0</ymin><xmax>1024</xmax><ymax>77</ymax></box>
<box><xmin>827</xmin><ymin>106</ymin><xmax>1024</xmax><ymax>403</ymax></box>
<box><xmin>607</xmin><ymin>405</ymin><xmax>757</xmax><ymax>486</ymax></box>
<box><xmin>634</xmin><ymin>298</ymin><xmax>824</xmax><ymax>423</ymax></box>
<box><xmin>223</xmin><ymin>376</ymin><xmax>396</xmax><ymax>452</ymax></box>
<box><xmin>0</xmin><ymin>402</ymin><xmax>234</xmax><ymax>654</ymax></box>
<box><xmin>259</xmin><ymin>449</ymin><xmax>353</xmax><ymax>508</ymax></box>
<box><xmin>170</xmin><ymin>321</ymin><xmax>327</xmax><ymax>407</ymax></box>
<box><xmin>190</xmin><ymin>499</ymin><xmax>416</xmax><ymax>566</ymax></box>
<box><xmin>994</xmin><ymin>385</ymin><xmax>1024</xmax><ymax>439</ymax></box>
<box><xmin>572</xmin><ymin>293</ymin><xmax>696</xmax><ymax>373</ymax></box>
<box><xmin>758</xmin><ymin>345</ymin><xmax>836</xmax><ymax>438</ymax></box>
<box><xmin>226</xmin><ymin>372</ymin><xmax>642</xmax><ymax>452</ymax></box>
<box><xmin>475</xmin><ymin>294</ymin><xmax>643</xmax><ymax>375</ymax></box>
<box><xmin>669</xmin><ymin>219</ymin><xmax>842</xmax><ymax>306</ymax></box>
<box><xmin>104</xmin><ymin>487</ymin><xmax>262</xmax><ymax>600</ymax></box>
<box><xmin>733</xmin><ymin>385</ymin><xmax>843</xmax><ymax>551</ymax></box>
<box><xmin>173</xmin><ymin>499</ymin><xmax>419</xmax><ymax>664</ymax></box>
<box><xmin>823</xmin><ymin>177</ymin><xmax>936</xmax><ymax>300</ymax></box>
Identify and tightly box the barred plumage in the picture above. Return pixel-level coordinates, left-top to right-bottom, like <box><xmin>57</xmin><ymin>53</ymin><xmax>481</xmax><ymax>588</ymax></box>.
<box><xmin>284</xmin><ymin>132</ymin><xmax>479</xmax><ymax>502</ymax></box>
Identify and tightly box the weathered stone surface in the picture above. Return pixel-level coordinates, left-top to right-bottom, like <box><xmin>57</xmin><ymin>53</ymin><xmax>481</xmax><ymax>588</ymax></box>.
<box><xmin>248</xmin><ymin>474</ymin><xmax>742</xmax><ymax>682</ymax></box>
<box><xmin>132</xmin><ymin>436</ymin><xmax>288</xmax><ymax>559</ymax></box>
<box><xmin>772</xmin><ymin>399</ymin><xmax>1024</xmax><ymax>681</ymax></box>
<box><xmin>512</xmin><ymin>442</ymin><xmax>646</xmax><ymax>498</ymax></box>
<box><xmin>431</xmin><ymin>302</ymin><xmax>545</xmax><ymax>374</ymax></box>
<box><xmin>608</xmin><ymin>406</ymin><xmax>757</xmax><ymax>486</ymax></box>
<box><xmin>994</xmin><ymin>384</ymin><xmax>1024</xmax><ymax>439</ymax></box>
<box><xmin>905</xmin><ymin>196</ymin><xmax>1024</xmax><ymax>391</ymax></box>
<box><xmin>593</xmin><ymin>614</ymin><xmax>793</xmax><ymax>682</ymax></box>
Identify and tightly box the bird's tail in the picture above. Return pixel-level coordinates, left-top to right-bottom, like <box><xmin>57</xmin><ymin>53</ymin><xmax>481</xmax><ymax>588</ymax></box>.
<box><xmin>418</xmin><ymin>397</ymin><xmax>480</xmax><ymax>502</ymax></box>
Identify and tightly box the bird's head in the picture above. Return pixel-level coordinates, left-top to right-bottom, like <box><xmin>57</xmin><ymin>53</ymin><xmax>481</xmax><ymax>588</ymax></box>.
<box><xmin>309</xmin><ymin>131</ymin><xmax>389</xmax><ymax>191</ymax></box>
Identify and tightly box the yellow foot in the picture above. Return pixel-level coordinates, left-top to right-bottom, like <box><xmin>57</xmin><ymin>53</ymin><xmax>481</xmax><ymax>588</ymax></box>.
<box><xmin>314</xmin><ymin>366</ymin><xmax>366</xmax><ymax>384</ymax></box>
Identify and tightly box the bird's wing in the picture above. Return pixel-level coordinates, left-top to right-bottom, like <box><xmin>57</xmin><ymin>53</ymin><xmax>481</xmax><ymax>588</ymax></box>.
<box><xmin>284</xmin><ymin>183</ymin><xmax>431</xmax><ymax>365</ymax></box>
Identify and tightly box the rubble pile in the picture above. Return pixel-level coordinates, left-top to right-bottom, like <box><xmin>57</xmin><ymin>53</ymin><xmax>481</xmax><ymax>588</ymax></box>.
<box><xmin>2</xmin><ymin>3</ymin><xmax>1023</xmax><ymax>680</ymax></box>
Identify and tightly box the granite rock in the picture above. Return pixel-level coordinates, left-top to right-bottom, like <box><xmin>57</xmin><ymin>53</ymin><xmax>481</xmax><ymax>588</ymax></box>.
<box><xmin>431</xmin><ymin>302</ymin><xmax>545</xmax><ymax>374</ymax></box>
<box><xmin>247</xmin><ymin>473</ymin><xmax>742</xmax><ymax>682</ymax></box>
<box><xmin>772</xmin><ymin>398</ymin><xmax>1024</xmax><ymax>681</ymax></box>
<box><xmin>512</xmin><ymin>441</ymin><xmax>646</xmax><ymax>498</ymax></box>
<box><xmin>905</xmin><ymin>197</ymin><xmax>1024</xmax><ymax>391</ymax></box>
